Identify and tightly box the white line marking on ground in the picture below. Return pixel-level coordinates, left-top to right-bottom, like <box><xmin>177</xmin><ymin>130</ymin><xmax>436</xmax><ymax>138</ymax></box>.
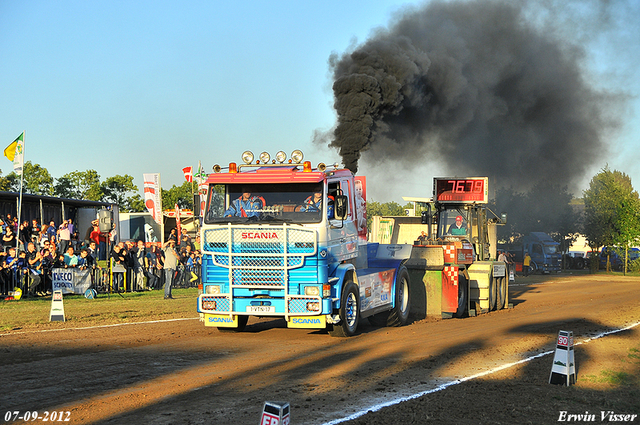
<box><xmin>320</xmin><ymin>321</ymin><xmax>640</xmax><ymax>425</ymax></box>
<box><xmin>0</xmin><ymin>317</ymin><xmax>199</xmax><ymax>337</ymax></box>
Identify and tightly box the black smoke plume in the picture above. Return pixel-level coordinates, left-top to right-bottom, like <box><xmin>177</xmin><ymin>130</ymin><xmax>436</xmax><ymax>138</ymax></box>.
<box><xmin>325</xmin><ymin>0</ymin><xmax>622</xmax><ymax>191</ymax></box>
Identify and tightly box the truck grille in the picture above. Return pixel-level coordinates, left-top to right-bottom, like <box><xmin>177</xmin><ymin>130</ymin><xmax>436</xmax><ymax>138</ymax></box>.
<box><xmin>203</xmin><ymin>225</ymin><xmax>316</xmax><ymax>288</ymax></box>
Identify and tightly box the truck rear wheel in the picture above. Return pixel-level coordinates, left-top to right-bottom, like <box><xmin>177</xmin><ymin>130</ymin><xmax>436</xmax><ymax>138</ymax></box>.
<box><xmin>496</xmin><ymin>276</ymin><xmax>507</xmax><ymax>310</ymax></box>
<box><xmin>387</xmin><ymin>266</ymin><xmax>411</xmax><ymax>327</ymax></box>
<box><xmin>217</xmin><ymin>315</ymin><xmax>248</xmax><ymax>332</ymax></box>
<box><xmin>329</xmin><ymin>280</ymin><xmax>360</xmax><ymax>337</ymax></box>
<box><xmin>454</xmin><ymin>274</ymin><xmax>468</xmax><ymax>318</ymax></box>
<box><xmin>368</xmin><ymin>311</ymin><xmax>389</xmax><ymax>327</ymax></box>
<box><xmin>489</xmin><ymin>275</ymin><xmax>497</xmax><ymax>311</ymax></box>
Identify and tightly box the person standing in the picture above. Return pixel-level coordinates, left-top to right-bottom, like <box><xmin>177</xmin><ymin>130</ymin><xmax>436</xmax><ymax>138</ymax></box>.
<box><xmin>133</xmin><ymin>240</ymin><xmax>147</xmax><ymax>291</ymax></box>
<box><xmin>58</xmin><ymin>221</ymin><xmax>71</xmax><ymax>254</ymax></box>
<box><xmin>145</xmin><ymin>245</ymin><xmax>159</xmax><ymax>290</ymax></box>
<box><xmin>162</xmin><ymin>239</ymin><xmax>179</xmax><ymax>299</ymax></box>
<box><xmin>179</xmin><ymin>228</ymin><xmax>192</xmax><ymax>251</ymax></box>
<box><xmin>3</xmin><ymin>226</ymin><xmax>16</xmax><ymax>252</ymax></box>
<box><xmin>46</xmin><ymin>220</ymin><xmax>57</xmax><ymax>244</ymax></box>
<box><xmin>110</xmin><ymin>244</ymin><xmax>126</xmax><ymax>292</ymax></box>
<box><xmin>523</xmin><ymin>252</ymin><xmax>531</xmax><ymax>277</ymax></box>
<box><xmin>25</xmin><ymin>242</ymin><xmax>43</xmax><ymax>293</ymax></box>
<box><xmin>498</xmin><ymin>250</ymin><xmax>507</xmax><ymax>262</ymax></box>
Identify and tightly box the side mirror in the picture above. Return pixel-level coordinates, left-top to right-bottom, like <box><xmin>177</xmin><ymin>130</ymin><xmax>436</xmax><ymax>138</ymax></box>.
<box><xmin>334</xmin><ymin>195</ymin><xmax>348</xmax><ymax>220</ymax></box>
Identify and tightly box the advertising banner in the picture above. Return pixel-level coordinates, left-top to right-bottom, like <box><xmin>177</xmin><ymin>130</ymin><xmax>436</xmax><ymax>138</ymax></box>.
<box><xmin>143</xmin><ymin>173</ymin><xmax>162</xmax><ymax>226</ymax></box>
<box><xmin>51</xmin><ymin>268</ymin><xmax>92</xmax><ymax>295</ymax></box>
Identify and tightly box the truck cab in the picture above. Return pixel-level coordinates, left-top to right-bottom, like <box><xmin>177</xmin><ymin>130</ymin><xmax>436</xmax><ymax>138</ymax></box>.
<box><xmin>523</xmin><ymin>232</ymin><xmax>561</xmax><ymax>273</ymax></box>
<box><xmin>197</xmin><ymin>150</ymin><xmax>410</xmax><ymax>336</ymax></box>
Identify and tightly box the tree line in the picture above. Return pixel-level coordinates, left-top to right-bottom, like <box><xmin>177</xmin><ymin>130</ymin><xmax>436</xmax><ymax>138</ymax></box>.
<box><xmin>0</xmin><ymin>162</ymin><xmax>195</xmax><ymax>213</ymax></box>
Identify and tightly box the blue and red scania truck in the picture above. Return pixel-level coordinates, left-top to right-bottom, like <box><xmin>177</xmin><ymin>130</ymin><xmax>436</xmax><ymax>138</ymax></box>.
<box><xmin>196</xmin><ymin>150</ymin><xmax>411</xmax><ymax>337</ymax></box>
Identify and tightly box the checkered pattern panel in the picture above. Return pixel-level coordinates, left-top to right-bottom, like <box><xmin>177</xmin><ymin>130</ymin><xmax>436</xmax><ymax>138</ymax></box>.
<box><xmin>444</xmin><ymin>266</ymin><xmax>458</xmax><ymax>286</ymax></box>
<box><xmin>443</xmin><ymin>245</ymin><xmax>457</xmax><ymax>263</ymax></box>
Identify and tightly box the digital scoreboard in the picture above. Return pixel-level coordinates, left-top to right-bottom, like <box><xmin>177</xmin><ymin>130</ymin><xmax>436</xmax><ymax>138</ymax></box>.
<box><xmin>434</xmin><ymin>177</ymin><xmax>489</xmax><ymax>203</ymax></box>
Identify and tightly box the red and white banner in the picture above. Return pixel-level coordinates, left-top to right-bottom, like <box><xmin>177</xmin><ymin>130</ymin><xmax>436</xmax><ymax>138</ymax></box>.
<box><xmin>143</xmin><ymin>173</ymin><xmax>162</xmax><ymax>225</ymax></box>
<box><xmin>175</xmin><ymin>203</ymin><xmax>181</xmax><ymax>236</ymax></box>
<box><xmin>182</xmin><ymin>166</ymin><xmax>193</xmax><ymax>182</ymax></box>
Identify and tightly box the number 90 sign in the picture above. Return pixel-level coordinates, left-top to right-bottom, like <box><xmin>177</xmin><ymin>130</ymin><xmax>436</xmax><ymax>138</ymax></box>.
<box><xmin>557</xmin><ymin>334</ymin><xmax>572</xmax><ymax>347</ymax></box>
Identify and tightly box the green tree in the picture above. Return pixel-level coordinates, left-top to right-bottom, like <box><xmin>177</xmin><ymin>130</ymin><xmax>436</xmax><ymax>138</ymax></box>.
<box><xmin>583</xmin><ymin>167</ymin><xmax>640</xmax><ymax>272</ymax></box>
<box><xmin>54</xmin><ymin>170</ymin><xmax>102</xmax><ymax>200</ymax></box>
<box><xmin>6</xmin><ymin>161</ymin><xmax>54</xmax><ymax>195</ymax></box>
<box><xmin>366</xmin><ymin>200</ymin><xmax>407</xmax><ymax>229</ymax></box>
<box><xmin>0</xmin><ymin>169</ymin><xmax>10</xmax><ymax>191</ymax></box>
<box><xmin>101</xmin><ymin>174</ymin><xmax>139</xmax><ymax>212</ymax></box>
<box><xmin>124</xmin><ymin>193</ymin><xmax>145</xmax><ymax>213</ymax></box>
<box><xmin>162</xmin><ymin>181</ymin><xmax>194</xmax><ymax>210</ymax></box>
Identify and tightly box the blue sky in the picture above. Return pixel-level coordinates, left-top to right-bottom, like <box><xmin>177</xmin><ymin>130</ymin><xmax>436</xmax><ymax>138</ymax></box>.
<box><xmin>1</xmin><ymin>0</ymin><xmax>639</xmax><ymax>202</ymax></box>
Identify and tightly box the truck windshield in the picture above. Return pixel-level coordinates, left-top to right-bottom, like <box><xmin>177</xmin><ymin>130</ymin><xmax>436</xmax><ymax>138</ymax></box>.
<box><xmin>544</xmin><ymin>245</ymin><xmax>558</xmax><ymax>255</ymax></box>
<box><xmin>438</xmin><ymin>208</ymin><xmax>469</xmax><ymax>239</ymax></box>
<box><xmin>204</xmin><ymin>183</ymin><xmax>328</xmax><ymax>224</ymax></box>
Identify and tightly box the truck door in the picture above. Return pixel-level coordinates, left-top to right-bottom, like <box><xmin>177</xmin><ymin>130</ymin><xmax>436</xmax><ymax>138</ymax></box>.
<box><xmin>531</xmin><ymin>243</ymin><xmax>543</xmax><ymax>264</ymax></box>
<box><xmin>327</xmin><ymin>179</ymin><xmax>358</xmax><ymax>263</ymax></box>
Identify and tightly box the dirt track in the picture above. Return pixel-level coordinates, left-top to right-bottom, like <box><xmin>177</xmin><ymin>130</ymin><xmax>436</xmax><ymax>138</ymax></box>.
<box><xmin>1</xmin><ymin>272</ymin><xmax>639</xmax><ymax>425</ymax></box>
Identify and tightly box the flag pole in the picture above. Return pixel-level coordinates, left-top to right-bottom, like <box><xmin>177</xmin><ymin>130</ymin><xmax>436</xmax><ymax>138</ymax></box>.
<box><xmin>191</xmin><ymin>167</ymin><xmax>195</xmax><ymax>212</ymax></box>
<box><xmin>16</xmin><ymin>131</ymin><xmax>25</xmax><ymax>252</ymax></box>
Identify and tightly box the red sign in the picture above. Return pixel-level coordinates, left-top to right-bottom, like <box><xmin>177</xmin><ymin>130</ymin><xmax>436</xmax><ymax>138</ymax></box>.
<box><xmin>260</xmin><ymin>413</ymin><xmax>289</xmax><ymax>425</ymax></box>
<box><xmin>434</xmin><ymin>178</ymin><xmax>488</xmax><ymax>203</ymax></box>
<box><xmin>557</xmin><ymin>334</ymin><xmax>572</xmax><ymax>347</ymax></box>
<box><xmin>242</xmin><ymin>232</ymin><xmax>278</xmax><ymax>239</ymax></box>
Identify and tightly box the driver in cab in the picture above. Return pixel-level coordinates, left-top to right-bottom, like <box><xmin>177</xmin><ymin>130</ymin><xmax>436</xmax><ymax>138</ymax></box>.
<box><xmin>448</xmin><ymin>215</ymin><xmax>467</xmax><ymax>235</ymax></box>
<box><xmin>297</xmin><ymin>189</ymin><xmax>334</xmax><ymax>218</ymax></box>
<box><xmin>224</xmin><ymin>189</ymin><xmax>265</xmax><ymax>218</ymax></box>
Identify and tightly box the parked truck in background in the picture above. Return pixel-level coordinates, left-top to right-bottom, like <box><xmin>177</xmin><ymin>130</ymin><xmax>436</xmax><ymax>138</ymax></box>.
<box><xmin>196</xmin><ymin>150</ymin><xmax>411</xmax><ymax>337</ymax></box>
<box><xmin>599</xmin><ymin>246</ymin><xmax>640</xmax><ymax>271</ymax></box>
<box><xmin>511</xmin><ymin>232</ymin><xmax>562</xmax><ymax>274</ymax></box>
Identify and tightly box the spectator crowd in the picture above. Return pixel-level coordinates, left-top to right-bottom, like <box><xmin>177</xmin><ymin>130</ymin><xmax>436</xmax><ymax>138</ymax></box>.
<box><xmin>0</xmin><ymin>214</ymin><xmax>202</xmax><ymax>298</ymax></box>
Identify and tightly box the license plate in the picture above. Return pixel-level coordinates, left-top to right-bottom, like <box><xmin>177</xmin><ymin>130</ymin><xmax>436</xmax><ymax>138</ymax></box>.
<box><xmin>246</xmin><ymin>306</ymin><xmax>275</xmax><ymax>313</ymax></box>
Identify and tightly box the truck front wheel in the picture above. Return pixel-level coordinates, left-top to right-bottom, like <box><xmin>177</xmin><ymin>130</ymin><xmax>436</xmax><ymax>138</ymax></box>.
<box><xmin>217</xmin><ymin>315</ymin><xmax>248</xmax><ymax>332</ymax></box>
<box><xmin>329</xmin><ymin>280</ymin><xmax>360</xmax><ymax>337</ymax></box>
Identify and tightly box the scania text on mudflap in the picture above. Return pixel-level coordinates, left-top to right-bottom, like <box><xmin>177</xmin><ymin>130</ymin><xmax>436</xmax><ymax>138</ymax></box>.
<box><xmin>196</xmin><ymin>150</ymin><xmax>411</xmax><ymax>337</ymax></box>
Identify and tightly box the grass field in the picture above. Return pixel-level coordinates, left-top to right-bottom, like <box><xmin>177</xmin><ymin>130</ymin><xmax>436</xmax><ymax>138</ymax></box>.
<box><xmin>0</xmin><ymin>288</ymin><xmax>200</xmax><ymax>332</ymax></box>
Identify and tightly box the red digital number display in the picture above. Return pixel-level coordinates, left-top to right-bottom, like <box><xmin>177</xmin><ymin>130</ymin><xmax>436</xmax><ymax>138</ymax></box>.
<box><xmin>435</xmin><ymin>178</ymin><xmax>488</xmax><ymax>203</ymax></box>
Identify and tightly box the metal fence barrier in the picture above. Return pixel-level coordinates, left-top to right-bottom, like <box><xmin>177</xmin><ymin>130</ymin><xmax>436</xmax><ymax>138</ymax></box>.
<box><xmin>0</xmin><ymin>261</ymin><xmax>202</xmax><ymax>298</ymax></box>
